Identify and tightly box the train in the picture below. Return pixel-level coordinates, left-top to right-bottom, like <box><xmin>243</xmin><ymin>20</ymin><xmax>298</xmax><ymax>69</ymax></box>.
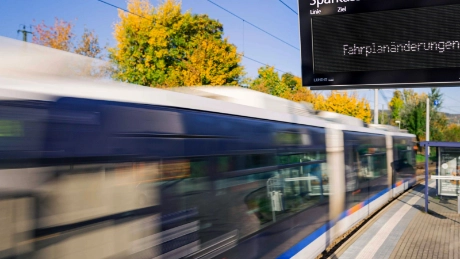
<box><xmin>0</xmin><ymin>37</ymin><xmax>417</xmax><ymax>259</ymax></box>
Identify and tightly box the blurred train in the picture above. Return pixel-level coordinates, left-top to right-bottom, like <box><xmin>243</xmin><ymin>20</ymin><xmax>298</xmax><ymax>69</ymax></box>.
<box><xmin>0</xmin><ymin>37</ymin><xmax>417</xmax><ymax>259</ymax></box>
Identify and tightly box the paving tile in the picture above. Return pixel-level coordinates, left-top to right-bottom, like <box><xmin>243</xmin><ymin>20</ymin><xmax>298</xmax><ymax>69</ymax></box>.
<box><xmin>336</xmin><ymin>181</ymin><xmax>460</xmax><ymax>259</ymax></box>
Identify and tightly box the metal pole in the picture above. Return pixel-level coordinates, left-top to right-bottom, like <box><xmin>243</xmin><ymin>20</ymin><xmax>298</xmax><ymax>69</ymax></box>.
<box><xmin>426</xmin><ymin>98</ymin><xmax>430</xmax><ymax>156</ymax></box>
<box><xmin>381</xmin><ymin>104</ymin><xmax>384</xmax><ymax>124</ymax></box>
<box><xmin>374</xmin><ymin>89</ymin><xmax>378</xmax><ymax>124</ymax></box>
<box><xmin>425</xmin><ymin>143</ymin><xmax>429</xmax><ymax>213</ymax></box>
<box><xmin>17</xmin><ymin>25</ymin><xmax>32</xmax><ymax>42</ymax></box>
<box><xmin>22</xmin><ymin>27</ymin><xmax>27</xmax><ymax>42</ymax></box>
<box><xmin>458</xmin><ymin>193</ymin><xmax>460</xmax><ymax>214</ymax></box>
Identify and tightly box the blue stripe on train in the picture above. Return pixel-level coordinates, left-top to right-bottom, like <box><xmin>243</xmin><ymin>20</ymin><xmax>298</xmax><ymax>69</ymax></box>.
<box><xmin>276</xmin><ymin>223</ymin><xmax>330</xmax><ymax>259</ymax></box>
<box><xmin>278</xmin><ymin>176</ymin><xmax>417</xmax><ymax>259</ymax></box>
<box><xmin>276</xmin><ymin>185</ymin><xmax>396</xmax><ymax>259</ymax></box>
<box><xmin>392</xmin><ymin>177</ymin><xmax>416</xmax><ymax>188</ymax></box>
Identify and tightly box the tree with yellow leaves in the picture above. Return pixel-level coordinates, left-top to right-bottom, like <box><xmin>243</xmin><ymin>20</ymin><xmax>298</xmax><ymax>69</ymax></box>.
<box><xmin>110</xmin><ymin>0</ymin><xmax>244</xmax><ymax>87</ymax></box>
<box><xmin>314</xmin><ymin>91</ymin><xmax>371</xmax><ymax>123</ymax></box>
<box><xmin>388</xmin><ymin>90</ymin><xmax>404</xmax><ymax>124</ymax></box>
<box><xmin>250</xmin><ymin>65</ymin><xmax>371</xmax><ymax>122</ymax></box>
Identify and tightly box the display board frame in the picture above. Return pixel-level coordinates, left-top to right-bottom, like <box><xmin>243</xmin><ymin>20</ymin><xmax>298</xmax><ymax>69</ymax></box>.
<box><xmin>299</xmin><ymin>0</ymin><xmax>460</xmax><ymax>89</ymax></box>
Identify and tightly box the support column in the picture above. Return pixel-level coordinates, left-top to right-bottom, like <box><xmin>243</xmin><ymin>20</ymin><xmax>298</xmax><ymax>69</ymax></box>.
<box><xmin>426</xmin><ymin>98</ymin><xmax>430</xmax><ymax>155</ymax></box>
<box><xmin>425</xmin><ymin>143</ymin><xmax>429</xmax><ymax>213</ymax></box>
<box><xmin>374</xmin><ymin>89</ymin><xmax>378</xmax><ymax>124</ymax></box>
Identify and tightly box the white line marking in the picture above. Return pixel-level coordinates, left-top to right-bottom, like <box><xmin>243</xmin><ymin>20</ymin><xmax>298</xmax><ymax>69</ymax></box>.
<box><xmin>354</xmin><ymin>183</ymin><xmax>434</xmax><ymax>259</ymax></box>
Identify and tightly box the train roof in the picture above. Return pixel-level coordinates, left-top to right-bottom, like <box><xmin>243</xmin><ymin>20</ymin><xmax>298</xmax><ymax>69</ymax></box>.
<box><xmin>168</xmin><ymin>87</ymin><xmax>314</xmax><ymax>117</ymax></box>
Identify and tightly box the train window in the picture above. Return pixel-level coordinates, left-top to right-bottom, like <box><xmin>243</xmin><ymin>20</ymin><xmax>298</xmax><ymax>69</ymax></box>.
<box><xmin>34</xmin><ymin>163</ymin><xmax>160</xmax><ymax>258</ymax></box>
<box><xmin>245</xmin><ymin>153</ymin><xmax>276</xmax><ymax>168</ymax></box>
<box><xmin>217</xmin><ymin>156</ymin><xmax>232</xmax><ymax>173</ymax></box>
<box><xmin>0</xmin><ymin>104</ymin><xmax>47</xmax><ymax>155</ymax></box>
<box><xmin>344</xmin><ymin>132</ymin><xmax>388</xmax><ymax>209</ymax></box>
<box><xmin>393</xmin><ymin>137</ymin><xmax>416</xmax><ymax>183</ymax></box>
<box><xmin>161</xmin><ymin>160</ymin><xmax>190</xmax><ymax>180</ymax></box>
<box><xmin>275</xmin><ymin>131</ymin><xmax>311</xmax><ymax>146</ymax></box>
<box><xmin>277</xmin><ymin>152</ymin><xmax>325</xmax><ymax>165</ymax></box>
<box><xmin>190</xmin><ymin>160</ymin><xmax>208</xmax><ymax>178</ymax></box>
<box><xmin>213</xmin><ymin>161</ymin><xmax>327</xmax><ymax>239</ymax></box>
<box><xmin>0</xmin><ymin>120</ymin><xmax>23</xmax><ymax>137</ymax></box>
<box><xmin>216</xmin><ymin>153</ymin><xmax>276</xmax><ymax>173</ymax></box>
<box><xmin>361</xmin><ymin>153</ymin><xmax>387</xmax><ymax>179</ymax></box>
<box><xmin>37</xmin><ymin>163</ymin><xmax>160</xmax><ymax>228</ymax></box>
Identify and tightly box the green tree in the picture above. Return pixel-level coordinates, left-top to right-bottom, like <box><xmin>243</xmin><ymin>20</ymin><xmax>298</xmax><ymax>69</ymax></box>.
<box><xmin>443</xmin><ymin>124</ymin><xmax>460</xmax><ymax>142</ymax></box>
<box><xmin>397</xmin><ymin>88</ymin><xmax>447</xmax><ymax>144</ymax></box>
<box><xmin>428</xmin><ymin>88</ymin><xmax>448</xmax><ymax>141</ymax></box>
<box><xmin>110</xmin><ymin>0</ymin><xmax>244</xmax><ymax>87</ymax></box>
<box><xmin>250</xmin><ymin>65</ymin><xmax>290</xmax><ymax>97</ymax></box>
<box><xmin>281</xmin><ymin>73</ymin><xmax>298</xmax><ymax>91</ymax></box>
<box><xmin>389</xmin><ymin>90</ymin><xmax>404</xmax><ymax>123</ymax></box>
<box><xmin>429</xmin><ymin>88</ymin><xmax>443</xmax><ymax>110</ymax></box>
<box><xmin>404</xmin><ymin>100</ymin><xmax>426</xmax><ymax>143</ymax></box>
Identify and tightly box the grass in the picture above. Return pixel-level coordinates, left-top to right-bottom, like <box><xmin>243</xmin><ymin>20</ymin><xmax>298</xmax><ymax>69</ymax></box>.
<box><xmin>416</xmin><ymin>153</ymin><xmax>436</xmax><ymax>163</ymax></box>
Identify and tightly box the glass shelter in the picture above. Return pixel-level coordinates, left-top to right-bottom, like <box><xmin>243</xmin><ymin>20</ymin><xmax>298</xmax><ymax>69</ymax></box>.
<box><xmin>420</xmin><ymin>141</ymin><xmax>460</xmax><ymax>213</ymax></box>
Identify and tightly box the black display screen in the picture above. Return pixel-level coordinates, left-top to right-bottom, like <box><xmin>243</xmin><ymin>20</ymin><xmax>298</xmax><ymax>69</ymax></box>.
<box><xmin>299</xmin><ymin>0</ymin><xmax>460</xmax><ymax>89</ymax></box>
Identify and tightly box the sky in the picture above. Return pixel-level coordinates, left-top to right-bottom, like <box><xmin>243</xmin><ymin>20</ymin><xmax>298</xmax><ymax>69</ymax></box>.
<box><xmin>2</xmin><ymin>0</ymin><xmax>460</xmax><ymax>114</ymax></box>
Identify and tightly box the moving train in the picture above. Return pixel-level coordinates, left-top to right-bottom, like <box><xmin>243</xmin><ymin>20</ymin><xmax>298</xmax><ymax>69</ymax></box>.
<box><xmin>0</xmin><ymin>38</ymin><xmax>417</xmax><ymax>259</ymax></box>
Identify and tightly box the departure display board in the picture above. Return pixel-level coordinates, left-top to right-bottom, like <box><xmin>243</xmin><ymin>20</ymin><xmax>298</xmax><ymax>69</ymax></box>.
<box><xmin>299</xmin><ymin>0</ymin><xmax>460</xmax><ymax>89</ymax></box>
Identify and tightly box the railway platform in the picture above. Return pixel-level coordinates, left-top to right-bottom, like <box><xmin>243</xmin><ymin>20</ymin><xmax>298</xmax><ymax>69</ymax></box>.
<box><xmin>330</xmin><ymin>181</ymin><xmax>460</xmax><ymax>259</ymax></box>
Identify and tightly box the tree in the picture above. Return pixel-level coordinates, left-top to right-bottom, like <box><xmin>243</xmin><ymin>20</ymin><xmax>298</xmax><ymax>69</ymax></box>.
<box><xmin>249</xmin><ymin>65</ymin><xmax>371</xmax><ymax>122</ymax></box>
<box><xmin>110</xmin><ymin>0</ymin><xmax>244</xmax><ymax>87</ymax></box>
<box><xmin>33</xmin><ymin>18</ymin><xmax>74</xmax><ymax>51</ymax></box>
<box><xmin>281</xmin><ymin>73</ymin><xmax>298</xmax><ymax>91</ymax></box>
<box><xmin>181</xmin><ymin>37</ymin><xmax>243</xmax><ymax>86</ymax></box>
<box><xmin>404</xmin><ymin>100</ymin><xmax>426</xmax><ymax>143</ymax></box>
<box><xmin>250</xmin><ymin>65</ymin><xmax>286</xmax><ymax>96</ymax></box>
<box><xmin>443</xmin><ymin>124</ymin><xmax>460</xmax><ymax>142</ymax></box>
<box><xmin>389</xmin><ymin>90</ymin><xmax>404</xmax><ymax>123</ymax></box>
<box><xmin>429</xmin><ymin>88</ymin><xmax>443</xmax><ymax>110</ymax></box>
<box><xmin>395</xmin><ymin>88</ymin><xmax>448</xmax><ymax>145</ymax></box>
<box><xmin>250</xmin><ymin>66</ymin><xmax>305</xmax><ymax>99</ymax></box>
<box><xmin>33</xmin><ymin>18</ymin><xmax>103</xmax><ymax>59</ymax></box>
<box><xmin>74</xmin><ymin>28</ymin><xmax>103</xmax><ymax>58</ymax></box>
<box><xmin>428</xmin><ymin>88</ymin><xmax>448</xmax><ymax>141</ymax></box>
<box><xmin>288</xmin><ymin>84</ymin><xmax>317</xmax><ymax>104</ymax></box>
<box><xmin>315</xmin><ymin>91</ymin><xmax>372</xmax><ymax>123</ymax></box>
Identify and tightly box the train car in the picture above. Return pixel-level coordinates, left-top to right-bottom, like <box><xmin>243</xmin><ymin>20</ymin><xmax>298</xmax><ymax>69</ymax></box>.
<box><xmin>0</xmin><ymin>80</ymin><xmax>418</xmax><ymax>259</ymax></box>
<box><xmin>167</xmin><ymin>87</ymin><xmax>418</xmax><ymax>259</ymax></box>
<box><xmin>0</xmin><ymin>38</ymin><xmax>418</xmax><ymax>259</ymax></box>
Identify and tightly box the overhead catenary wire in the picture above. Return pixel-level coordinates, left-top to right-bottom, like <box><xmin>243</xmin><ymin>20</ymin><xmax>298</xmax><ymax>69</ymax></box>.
<box><xmin>205</xmin><ymin>0</ymin><xmax>300</xmax><ymax>51</ymax></box>
<box><xmin>437</xmin><ymin>94</ymin><xmax>460</xmax><ymax>112</ymax></box>
<box><xmin>443</xmin><ymin>107</ymin><xmax>459</xmax><ymax>112</ymax></box>
<box><xmin>441</xmin><ymin>95</ymin><xmax>460</xmax><ymax>114</ymax></box>
<box><xmin>240</xmin><ymin>54</ymin><xmax>287</xmax><ymax>74</ymax></box>
<box><xmin>96</xmin><ymin>0</ymin><xmax>152</xmax><ymax>20</ymax></box>
<box><xmin>95</xmin><ymin>0</ymin><xmax>297</xmax><ymax>77</ymax></box>
<box><xmin>443</xmin><ymin>94</ymin><xmax>460</xmax><ymax>104</ymax></box>
<box><xmin>278</xmin><ymin>0</ymin><xmax>298</xmax><ymax>15</ymax></box>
